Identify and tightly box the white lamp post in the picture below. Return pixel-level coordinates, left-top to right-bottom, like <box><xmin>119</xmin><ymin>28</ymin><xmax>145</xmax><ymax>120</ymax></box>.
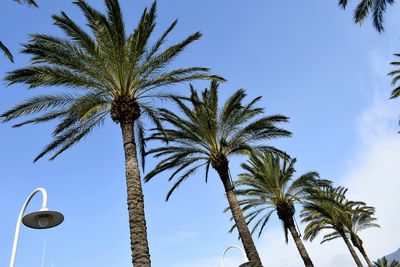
<box><xmin>221</xmin><ymin>245</ymin><xmax>252</xmax><ymax>267</ymax></box>
<box><xmin>9</xmin><ymin>188</ymin><xmax>64</xmax><ymax>267</ymax></box>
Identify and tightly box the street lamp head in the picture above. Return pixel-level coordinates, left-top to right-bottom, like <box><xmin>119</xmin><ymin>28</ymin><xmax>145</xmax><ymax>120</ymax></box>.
<box><xmin>22</xmin><ymin>210</ymin><xmax>64</xmax><ymax>229</ymax></box>
<box><xmin>238</xmin><ymin>262</ymin><xmax>252</xmax><ymax>267</ymax></box>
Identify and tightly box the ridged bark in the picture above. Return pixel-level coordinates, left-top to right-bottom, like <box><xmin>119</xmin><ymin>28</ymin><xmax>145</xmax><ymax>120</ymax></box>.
<box><xmin>217</xmin><ymin>167</ymin><xmax>263</xmax><ymax>267</ymax></box>
<box><xmin>340</xmin><ymin>232</ymin><xmax>363</xmax><ymax>267</ymax></box>
<box><xmin>286</xmin><ymin>217</ymin><xmax>314</xmax><ymax>267</ymax></box>
<box><xmin>121</xmin><ymin>122</ymin><xmax>151</xmax><ymax>267</ymax></box>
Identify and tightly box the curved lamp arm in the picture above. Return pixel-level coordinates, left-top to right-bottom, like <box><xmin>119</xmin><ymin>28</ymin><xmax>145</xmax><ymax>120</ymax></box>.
<box><xmin>10</xmin><ymin>188</ymin><xmax>48</xmax><ymax>267</ymax></box>
<box><xmin>221</xmin><ymin>245</ymin><xmax>248</xmax><ymax>267</ymax></box>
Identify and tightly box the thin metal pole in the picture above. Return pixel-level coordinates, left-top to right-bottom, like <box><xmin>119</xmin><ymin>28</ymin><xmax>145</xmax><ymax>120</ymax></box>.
<box><xmin>221</xmin><ymin>245</ymin><xmax>248</xmax><ymax>267</ymax></box>
<box><xmin>41</xmin><ymin>239</ymin><xmax>47</xmax><ymax>267</ymax></box>
<box><xmin>9</xmin><ymin>188</ymin><xmax>48</xmax><ymax>267</ymax></box>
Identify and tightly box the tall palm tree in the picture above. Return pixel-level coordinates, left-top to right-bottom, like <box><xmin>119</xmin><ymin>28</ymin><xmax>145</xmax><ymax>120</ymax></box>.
<box><xmin>314</xmin><ymin>202</ymin><xmax>379</xmax><ymax>266</ymax></box>
<box><xmin>145</xmin><ymin>81</ymin><xmax>291</xmax><ymax>267</ymax></box>
<box><xmin>1</xmin><ymin>0</ymin><xmax>38</xmax><ymax>62</ymax></box>
<box><xmin>231</xmin><ymin>152</ymin><xmax>329</xmax><ymax>267</ymax></box>
<box><xmin>0</xmin><ymin>1</ymin><xmax>222</xmax><ymax>266</ymax></box>
<box><xmin>338</xmin><ymin>0</ymin><xmax>396</xmax><ymax>32</ymax></box>
<box><xmin>375</xmin><ymin>258</ymin><xmax>400</xmax><ymax>267</ymax></box>
<box><xmin>301</xmin><ymin>186</ymin><xmax>369</xmax><ymax>267</ymax></box>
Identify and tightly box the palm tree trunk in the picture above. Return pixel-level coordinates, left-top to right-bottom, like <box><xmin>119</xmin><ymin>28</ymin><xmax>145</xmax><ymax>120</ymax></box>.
<box><xmin>121</xmin><ymin>122</ymin><xmax>151</xmax><ymax>267</ymax></box>
<box><xmin>351</xmin><ymin>235</ymin><xmax>373</xmax><ymax>267</ymax></box>
<box><xmin>217</xmin><ymin>167</ymin><xmax>263</xmax><ymax>267</ymax></box>
<box><xmin>340</xmin><ymin>232</ymin><xmax>363</xmax><ymax>267</ymax></box>
<box><xmin>356</xmin><ymin>244</ymin><xmax>373</xmax><ymax>267</ymax></box>
<box><xmin>286</xmin><ymin>217</ymin><xmax>314</xmax><ymax>267</ymax></box>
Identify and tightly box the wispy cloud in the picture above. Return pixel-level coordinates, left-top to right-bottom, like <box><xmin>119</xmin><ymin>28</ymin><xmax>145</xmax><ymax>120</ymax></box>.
<box><xmin>341</xmin><ymin>88</ymin><xmax>400</xmax><ymax>261</ymax></box>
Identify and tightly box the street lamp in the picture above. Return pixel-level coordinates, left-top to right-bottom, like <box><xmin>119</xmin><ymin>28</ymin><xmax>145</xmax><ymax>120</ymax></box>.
<box><xmin>9</xmin><ymin>188</ymin><xmax>64</xmax><ymax>267</ymax></box>
<box><xmin>221</xmin><ymin>245</ymin><xmax>251</xmax><ymax>267</ymax></box>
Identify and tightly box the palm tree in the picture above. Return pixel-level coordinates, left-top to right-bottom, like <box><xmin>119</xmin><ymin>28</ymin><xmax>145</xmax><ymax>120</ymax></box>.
<box><xmin>1</xmin><ymin>0</ymin><xmax>38</xmax><ymax>62</ymax></box>
<box><xmin>145</xmin><ymin>81</ymin><xmax>291</xmax><ymax>267</ymax></box>
<box><xmin>301</xmin><ymin>186</ymin><xmax>369</xmax><ymax>267</ymax></box>
<box><xmin>348</xmin><ymin>210</ymin><xmax>380</xmax><ymax>266</ymax></box>
<box><xmin>0</xmin><ymin>1</ymin><xmax>222</xmax><ymax>266</ymax></box>
<box><xmin>338</xmin><ymin>0</ymin><xmax>396</xmax><ymax>32</ymax></box>
<box><xmin>231</xmin><ymin>152</ymin><xmax>329</xmax><ymax>267</ymax></box>
<box><xmin>375</xmin><ymin>258</ymin><xmax>400</xmax><ymax>267</ymax></box>
<box><xmin>313</xmin><ymin>202</ymin><xmax>379</xmax><ymax>267</ymax></box>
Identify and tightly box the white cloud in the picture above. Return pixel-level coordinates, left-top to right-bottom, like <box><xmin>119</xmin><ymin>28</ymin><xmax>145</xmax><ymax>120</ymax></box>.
<box><xmin>253</xmin><ymin>69</ymin><xmax>400</xmax><ymax>267</ymax></box>
<box><xmin>341</xmin><ymin>88</ymin><xmax>400</xmax><ymax>261</ymax></box>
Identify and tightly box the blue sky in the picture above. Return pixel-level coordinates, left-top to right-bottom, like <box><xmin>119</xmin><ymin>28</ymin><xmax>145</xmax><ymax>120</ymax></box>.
<box><xmin>0</xmin><ymin>1</ymin><xmax>399</xmax><ymax>267</ymax></box>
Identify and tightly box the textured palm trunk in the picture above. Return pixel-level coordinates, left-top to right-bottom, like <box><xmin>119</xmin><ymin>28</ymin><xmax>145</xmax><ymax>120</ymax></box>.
<box><xmin>340</xmin><ymin>232</ymin><xmax>363</xmax><ymax>267</ymax></box>
<box><xmin>121</xmin><ymin>122</ymin><xmax>151</xmax><ymax>267</ymax></box>
<box><xmin>351</xmin><ymin>234</ymin><xmax>373</xmax><ymax>267</ymax></box>
<box><xmin>217</xmin><ymin>167</ymin><xmax>263</xmax><ymax>267</ymax></box>
<box><xmin>356</xmin><ymin>244</ymin><xmax>373</xmax><ymax>267</ymax></box>
<box><xmin>286</xmin><ymin>217</ymin><xmax>314</xmax><ymax>267</ymax></box>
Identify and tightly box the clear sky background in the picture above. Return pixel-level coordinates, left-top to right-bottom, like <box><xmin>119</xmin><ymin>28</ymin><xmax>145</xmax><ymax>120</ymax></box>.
<box><xmin>0</xmin><ymin>1</ymin><xmax>399</xmax><ymax>267</ymax></box>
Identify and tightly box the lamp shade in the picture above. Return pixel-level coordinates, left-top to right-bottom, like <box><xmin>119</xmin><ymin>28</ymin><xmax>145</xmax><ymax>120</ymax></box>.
<box><xmin>239</xmin><ymin>263</ymin><xmax>252</xmax><ymax>267</ymax></box>
<box><xmin>22</xmin><ymin>210</ymin><xmax>64</xmax><ymax>229</ymax></box>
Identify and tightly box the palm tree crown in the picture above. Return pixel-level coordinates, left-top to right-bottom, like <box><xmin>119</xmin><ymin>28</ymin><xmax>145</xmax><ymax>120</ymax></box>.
<box><xmin>301</xmin><ymin>186</ymin><xmax>370</xmax><ymax>243</ymax></box>
<box><xmin>231</xmin><ymin>153</ymin><xmax>330</xmax><ymax>267</ymax></box>
<box><xmin>145</xmin><ymin>81</ymin><xmax>291</xmax><ymax>199</ymax></box>
<box><xmin>375</xmin><ymin>258</ymin><xmax>400</xmax><ymax>267</ymax></box>
<box><xmin>339</xmin><ymin>0</ymin><xmax>396</xmax><ymax>32</ymax></box>
<box><xmin>233</xmin><ymin>153</ymin><xmax>324</xmax><ymax>240</ymax></box>
<box><xmin>1</xmin><ymin>0</ymin><xmax>220</xmax><ymax>163</ymax></box>
<box><xmin>310</xmin><ymin>201</ymin><xmax>379</xmax><ymax>244</ymax></box>
<box><xmin>145</xmin><ymin>81</ymin><xmax>290</xmax><ymax>266</ymax></box>
<box><xmin>301</xmin><ymin>186</ymin><xmax>373</xmax><ymax>267</ymax></box>
<box><xmin>304</xmin><ymin>188</ymin><xmax>378</xmax><ymax>266</ymax></box>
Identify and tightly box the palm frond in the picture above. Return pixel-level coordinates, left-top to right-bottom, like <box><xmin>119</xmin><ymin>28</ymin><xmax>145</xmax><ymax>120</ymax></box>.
<box><xmin>145</xmin><ymin>81</ymin><xmax>290</xmax><ymax>201</ymax></box>
<box><xmin>0</xmin><ymin>41</ymin><xmax>14</xmax><ymax>62</ymax></box>
<box><xmin>301</xmin><ymin>185</ymin><xmax>378</xmax><ymax>248</ymax></box>
<box><xmin>341</xmin><ymin>0</ymin><xmax>396</xmax><ymax>32</ymax></box>
<box><xmin>15</xmin><ymin>0</ymin><xmax>38</xmax><ymax>7</ymax></box>
<box><xmin>371</xmin><ymin>0</ymin><xmax>394</xmax><ymax>32</ymax></box>
<box><xmin>374</xmin><ymin>257</ymin><xmax>400</xmax><ymax>267</ymax></box>
<box><xmin>3</xmin><ymin>0</ymin><xmax>219</xmax><ymax>162</ymax></box>
<box><xmin>230</xmin><ymin>152</ymin><xmax>323</xmax><ymax>241</ymax></box>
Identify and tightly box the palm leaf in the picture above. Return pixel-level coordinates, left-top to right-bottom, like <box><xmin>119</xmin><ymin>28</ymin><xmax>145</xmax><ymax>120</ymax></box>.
<box><xmin>0</xmin><ymin>41</ymin><xmax>14</xmax><ymax>62</ymax></box>
<box><xmin>2</xmin><ymin>0</ymin><xmax>220</xmax><ymax>162</ymax></box>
